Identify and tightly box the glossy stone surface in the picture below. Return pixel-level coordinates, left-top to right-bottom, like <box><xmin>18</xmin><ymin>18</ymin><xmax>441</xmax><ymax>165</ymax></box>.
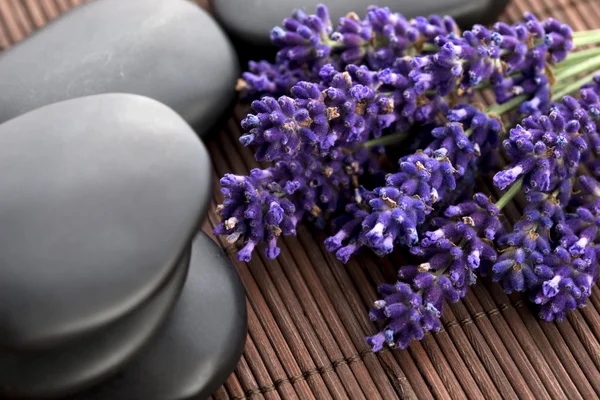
<box><xmin>214</xmin><ymin>0</ymin><xmax>509</xmax><ymax>46</ymax></box>
<box><xmin>0</xmin><ymin>94</ymin><xmax>211</xmax><ymax>351</ymax></box>
<box><xmin>74</xmin><ymin>232</ymin><xmax>247</xmax><ymax>400</ymax></box>
<box><xmin>0</xmin><ymin>0</ymin><xmax>238</xmax><ymax>136</ymax></box>
<box><xmin>0</xmin><ymin>252</ymin><xmax>190</xmax><ymax>400</ymax></box>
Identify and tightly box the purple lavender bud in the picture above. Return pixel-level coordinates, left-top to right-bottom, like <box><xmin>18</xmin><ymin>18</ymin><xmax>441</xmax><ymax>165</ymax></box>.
<box><xmin>336</xmin><ymin>244</ymin><xmax>358</xmax><ymax>263</ymax></box>
<box><xmin>542</xmin><ymin>275</ymin><xmax>561</xmax><ymax>298</ymax></box>
<box><xmin>414</xmin><ymin>272</ymin><xmax>436</xmax><ymax>288</ymax></box>
<box><xmin>494</xmin><ymin>161</ymin><xmax>528</xmax><ymax>189</ymax></box>
<box><xmin>328</xmin><ymin>101</ymin><xmax>503</xmax><ymax>262</ymax></box>
<box><xmin>365</xmin><ymin>332</ymin><xmax>386</xmax><ymax>352</ymax></box>
<box><xmin>238</xmin><ymin>242</ymin><xmax>256</xmax><ymax>262</ymax></box>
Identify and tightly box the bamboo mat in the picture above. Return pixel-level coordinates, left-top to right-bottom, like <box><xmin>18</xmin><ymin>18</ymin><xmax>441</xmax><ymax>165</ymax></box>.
<box><xmin>2</xmin><ymin>1</ymin><xmax>600</xmax><ymax>399</ymax></box>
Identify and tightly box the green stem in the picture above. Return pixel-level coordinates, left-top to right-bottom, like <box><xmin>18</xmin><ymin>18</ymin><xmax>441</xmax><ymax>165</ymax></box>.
<box><xmin>573</xmin><ymin>34</ymin><xmax>600</xmax><ymax>47</ymax></box>
<box><xmin>486</xmin><ymin>95</ymin><xmax>528</xmax><ymax>115</ymax></box>
<box><xmin>363</xmin><ymin>131</ymin><xmax>409</xmax><ymax>148</ymax></box>
<box><xmin>323</xmin><ymin>38</ymin><xmax>345</xmax><ymax>49</ymax></box>
<box><xmin>555</xmin><ymin>47</ymin><xmax>600</xmax><ymax>71</ymax></box>
<box><xmin>573</xmin><ymin>29</ymin><xmax>600</xmax><ymax>37</ymax></box>
<box><xmin>554</xmin><ymin>54</ymin><xmax>600</xmax><ymax>82</ymax></box>
<box><xmin>422</xmin><ymin>43</ymin><xmax>438</xmax><ymax>52</ymax></box>
<box><xmin>552</xmin><ymin>72</ymin><xmax>597</xmax><ymax>101</ymax></box>
<box><xmin>473</xmin><ymin>81</ymin><xmax>492</xmax><ymax>91</ymax></box>
<box><xmin>495</xmin><ymin>179</ymin><xmax>523</xmax><ymax>210</ymax></box>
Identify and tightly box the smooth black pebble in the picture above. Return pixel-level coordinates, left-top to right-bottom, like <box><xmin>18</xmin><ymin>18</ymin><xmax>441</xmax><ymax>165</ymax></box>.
<box><xmin>72</xmin><ymin>232</ymin><xmax>247</xmax><ymax>400</ymax></box>
<box><xmin>0</xmin><ymin>0</ymin><xmax>238</xmax><ymax>137</ymax></box>
<box><xmin>0</xmin><ymin>252</ymin><xmax>190</xmax><ymax>399</ymax></box>
<box><xmin>213</xmin><ymin>0</ymin><xmax>510</xmax><ymax>46</ymax></box>
<box><xmin>0</xmin><ymin>93</ymin><xmax>210</xmax><ymax>350</ymax></box>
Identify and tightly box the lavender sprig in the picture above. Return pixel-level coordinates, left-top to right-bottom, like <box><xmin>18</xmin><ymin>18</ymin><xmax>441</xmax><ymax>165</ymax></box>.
<box><xmin>490</xmin><ymin>82</ymin><xmax>600</xmax><ymax>320</ymax></box>
<box><xmin>409</xmin><ymin>13</ymin><xmax>572</xmax><ymax>114</ymax></box>
<box><xmin>564</xmin><ymin>76</ymin><xmax>600</xmax><ymax>154</ymax></box>
<box><xmin>493</xmin><ymin>102</ymin><xmax>587</xmax><ymax>191</ymax></box>
<box><xmin>239</xmin><ymin>59</ymin><xmax>454</xmax><ymax>164</ymax></box>
<box><xmin>215</xmin><ymin>146</ymin><xmax>382</xmax><ymax>261</ymax></box>
<box><xmin>367</xmin><ymin>194</ymin><xmax>500</xmax><ymax>350</ymax></box>
<box><xmin>536</xmin><ymin>207</ymin><xmax>597</xmax><ymax>321</ymax></box>
<box><xmin>326</xmin><ymin>104</ymin><xmax>502</xmax><ymax>261</ymax></box>
<box><xmin>238</xmin><ymin>5</ymin><xmax>458</xmax><ymax>97</ymax></box>
<box><xmin>240</xmin><ymin>64</ymin><xmax>398</xmax><ymax>162</ymax></box>
<box><xmin>217</xmin><ymin>3</ymin><xmax>600</xmax><ymax>337</ymax></box>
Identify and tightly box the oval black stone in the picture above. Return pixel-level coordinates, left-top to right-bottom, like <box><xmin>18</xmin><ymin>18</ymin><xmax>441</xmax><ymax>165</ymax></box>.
<box><xmin>0</xmin><ymin>0</ymin><xmax>238</xmax><ymax>137</ymax></box>
<box><xmin>73</xmin><ymin>232</ymin><xmax>247</xmax><ymax>400</ymax></box>
<box><xmin>0</xmin><ymin>251</ymin><xmax>190</xmax><ymax>400</ymax></box>
<box><xmin>0</xmin><ymin>93</ymin><xmax>211</xmax><ymax>350</ymax></box>
<box><xmin>213</xmin><ymin>0</ymin><xmax>509</xmax><ymax>46</ymax></box>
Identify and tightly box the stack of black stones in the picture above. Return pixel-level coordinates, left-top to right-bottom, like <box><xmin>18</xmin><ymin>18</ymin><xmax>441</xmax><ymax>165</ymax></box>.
<box><xmin>0</xmin><ymin>0</ymin><xmax>507</xmax><ymax>398</ymax></box>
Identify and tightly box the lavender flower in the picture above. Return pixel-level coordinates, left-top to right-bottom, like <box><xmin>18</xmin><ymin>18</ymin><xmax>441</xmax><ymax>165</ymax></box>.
<box><xmin>366</xmin><ymin>283</ymin><xmax>441</xmax><ymax>351</ymax></box>
<box><xmin>542</xmin><ymin>16</ymin><xmax>575</xmax><ymax>63</ymax></box>
<box><xmin>271</xmin><ymin>5</ymin><xmax>334</xmax><ymax>64</ymax></box>
<box><xmin>238</xmin><ymin>60</ymin><xmax>309</xmax><ymax>97</ymax></box>
<box><xmin>327</xmin><ymin>104</ymin><xmax>501</xmax><ymax>261</ymax></box>
<box><xmin>376</xmin><ymin>58</ymin><xmax>449</xmax><ymax>132</ymax></box>
<box><xmin>240</xmin><ymin>64</ymin><xmax>396</xmax><ymax>162</ymax></box>
<box><xmin>493</xmin><ymin>102</ymin><xmax>588</xmax><ymax>191</ymax></box>
<box><xmin>489</xmin><ymin>101</ymin><xmax>582</xmax><ymax>294</ymax></box>
<box><xmin>238</xmin><ymin>5</ymin><xmax>458</xmax><ymax>97</ymax></box>
<box><xmin>358</xmin><ymin>9</ymin><xmax>455</xmax><ymax>69</ymax></box>
<box><xmin>580</xmin><ymin>76</ymin><xmax>600</xmax><ymax>120</ymax></box>
<box><xmin>529</xmin><ymin>175</ymin><xmax>600</xmax><ymax>321</ymax></box>
<box><xmin>562</xmin><ymin>77</ymin><xmax>600</xmax><ymax>154</ymax></box>
<box><xmin>492</xmin><ymin>14</ymin><xmax>572</xmax><ymax>114</ymax></box>
<box><xmin>490</xmin><ymin>189</ymin><xmax>563</xmax><ymax>293</ymax></box>
<box><xmin>512</xmin><ymin>202</ymin><xmax>597</xmax><ymax>322</ymax></box>
<box><xmin>240</xmin><ymin>62</ymin><xmax>449</xmax><ymax>162</ymax></box>
<box><xmin>409</xmin><ymin>31</ymin><xmax>490</xmax><ymax>96</ymax></box>
<box><xmin>409</xmin><ymin>13</ymin><xmax>573</xmax><ymax>114</ymax></box>
<box><xmin>215</xmin><ymin>0</ymin><xmax>600</xmax><ymax>354</ymax></box>
<box><xmin>492</xmin><ymin>88</ymin><xmax>600</xmax><ymax>319</ymax></box>
<box><xmin>237</xmin><ymin>5</ymin><xmax>335</xmax><ymax>97</ymax></box>
<box><xmin>334</xmin><ymin>7</ymin><xmax>458</xmax><ymax>71</ymax></box>
<box><xmin>531</xmin><ymin>206</ymin><xmax>598</xmax><ymax>321</ymax></box>
<box><xmin>243</xmin><ymin>82</ymin><xmax>331</xmax><ymax>161</ymax></box>
<box><xmin>328</xmin><ymin>152</ymin><xmax>449</xmax><ymax>260</ymax></box>
<box><xmin>215</xmin><ymin>147</ymin><xmax>380</xmax><ymax>261</ymax></box>
<box><xmin>367</xmin><ymin>194</ymin><xmax>499</xmax><ymax>351</ymax></box>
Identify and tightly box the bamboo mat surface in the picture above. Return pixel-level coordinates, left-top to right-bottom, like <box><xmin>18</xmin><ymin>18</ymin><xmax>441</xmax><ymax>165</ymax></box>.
<box><xmin>2</xmin><ymin>0</ymin><xmax>600</xmax><ymax>399</ymax></box>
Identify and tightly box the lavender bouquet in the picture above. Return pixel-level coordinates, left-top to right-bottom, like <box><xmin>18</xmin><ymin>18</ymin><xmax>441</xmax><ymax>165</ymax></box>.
<box><xmin>215</xmin><ymin>4</ymin><xmax>600</xmax><ymax>351</ymax></box>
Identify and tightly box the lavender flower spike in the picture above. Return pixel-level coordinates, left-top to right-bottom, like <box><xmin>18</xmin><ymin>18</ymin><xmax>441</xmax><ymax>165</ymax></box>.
<box><xmin>240</xmin><ymin>63</ymin><xmax>397</xmax><ymax>162</ymax></box>
<box><xmin>216</xmin><ymin>146</ymin><xmax>381</xmax><ymax>261</ymax></box>
<box><xmin>409</xmin><ymin>13</ymin><xmax>573</xmax><ymax>113</ymax></box>
<box><xmin>367</xmin><ymin>194</ymin><xmax>499</xmax><ymax>351</ymax></box>
<box><xmin>533</xmin><ymin>208</ymin><xmax>597</xmax><ymax>322</ymax></box>
<box><xmin>328</xmin><ymin>104</ymin><xmax>501</xmax><ymax>262</ymax></box>
<box><xmin>239</xmin><ymin>4</ymin><xmax>459</xmax><ymax>97</ymax></box>
<box><xmin>494</xmin><ymin>101</ymin><xmax>589</xmax><ymax>191</ymax></box>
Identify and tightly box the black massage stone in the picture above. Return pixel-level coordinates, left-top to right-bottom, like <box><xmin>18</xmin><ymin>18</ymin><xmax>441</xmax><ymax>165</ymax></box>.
<box><xmin>0</xmin><ymin>0</ymin><xmax>238</xmax><ymax>137</ymax></box>
<box><xmin>0</xmin><ymin>93</ymin><xmax>212</xmax><ymax>398</ymax></box>
<box><xmin>73</xmin><ymin>232</ymin><xmax>247</xmax><ymax>400</ymax></box>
